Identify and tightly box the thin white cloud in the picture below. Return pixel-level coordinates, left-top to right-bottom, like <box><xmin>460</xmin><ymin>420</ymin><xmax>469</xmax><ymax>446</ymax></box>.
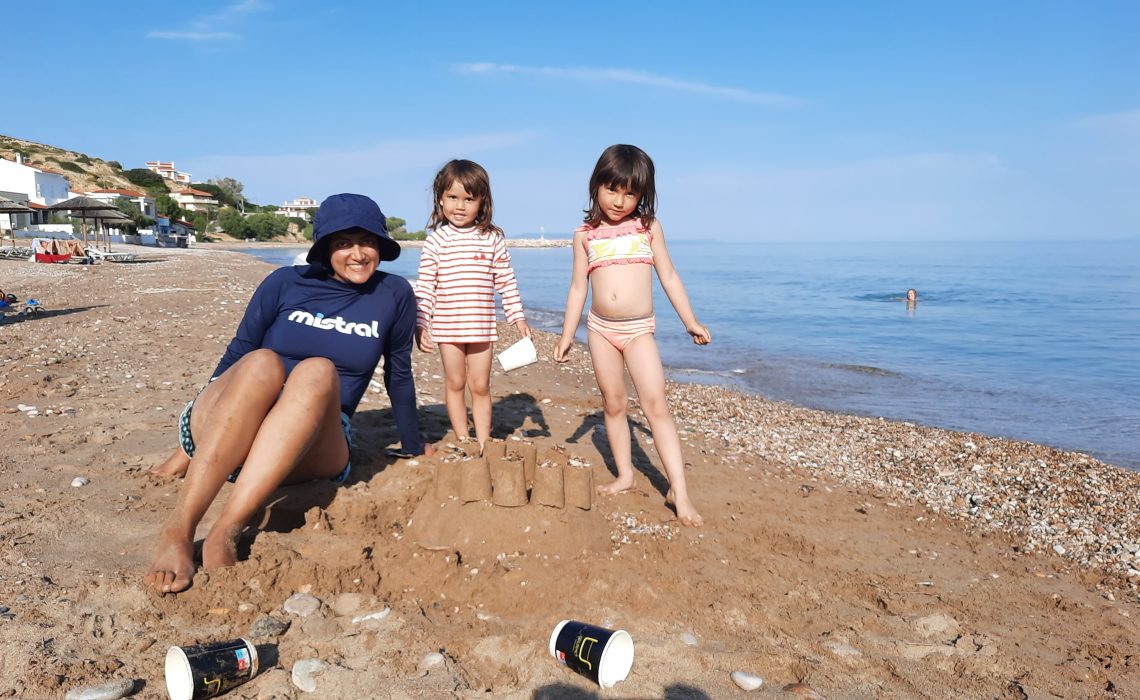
<box><xmin>147</xmin><ymin>0</ymin><xmax>269</xmax><ymax>42</ymax></box>
<box><xmin>147</xmin><ymin>31</ymin><xmax>239</xmax><ymax>41</ymax></box>
<box><xmin>458</xmin><ymin>63</ymin><xmax>802</xmax><ymax>106</ymax></box>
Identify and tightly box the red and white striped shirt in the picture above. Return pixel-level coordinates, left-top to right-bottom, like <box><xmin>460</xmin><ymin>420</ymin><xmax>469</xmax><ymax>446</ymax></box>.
<box><xmin>414</xmin><ymin>224</ymin><xmax>525</xmax><ymax>343</ymax></box>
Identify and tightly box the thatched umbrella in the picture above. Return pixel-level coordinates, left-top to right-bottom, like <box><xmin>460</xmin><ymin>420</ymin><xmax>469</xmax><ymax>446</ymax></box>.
<box><xmin>71</xmin><ymin>208</ymin><xmax>135</xmax><ymax>252</ymax></box>
<box><xmin>48</xmin><ymin>196</ymin><xmax>121</xmax><ymax>250</ymax></box>
<box><xmin>0</xmin><ymin>195</ymin><xmax>33</xmax><ymax>246</ymax></box>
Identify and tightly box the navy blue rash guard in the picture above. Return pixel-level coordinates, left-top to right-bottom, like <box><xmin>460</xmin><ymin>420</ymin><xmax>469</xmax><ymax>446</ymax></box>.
<box><xmin>212</xmin><ymin>264</ymin><xmax>425</xmax><ymax>455</ymax></box>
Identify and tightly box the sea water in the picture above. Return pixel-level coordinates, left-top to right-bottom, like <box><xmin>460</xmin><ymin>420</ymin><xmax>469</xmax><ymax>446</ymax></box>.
<box><xmin>238</xmin><ymin>239</ymin><xmax>1140</xmax><ymax>469</ymax></box>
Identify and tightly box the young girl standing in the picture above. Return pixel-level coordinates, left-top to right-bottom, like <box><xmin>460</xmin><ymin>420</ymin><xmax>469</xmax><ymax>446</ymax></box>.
<box><xmin>554</xmin><ymin>145</ymin><xmax>710</xmax><ymax>527</ymax></box>
<box><xmin>415</xmin><ymin>160</ymin><xmax>530</xmax><ymax>450</ymax></box>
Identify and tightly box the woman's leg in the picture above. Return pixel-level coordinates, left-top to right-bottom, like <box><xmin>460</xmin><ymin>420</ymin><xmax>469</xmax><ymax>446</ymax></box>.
<box><xmin>622</xmin><ymin>336</ymin><xmax>703</xmax><ymax>527</ymax></box>
<box><xmin>144</xmin><ymin>349</ymin><xmax>286</xmax><ymax>593</ymax></box>
<box><xmin>199</xmin><ymin>356</ymin><xmax>347</xmax><ymax>570</ymax></box>
<box><xmin>588</xmin><ymin>330</ymin><xmax>636</xmax><ymax>495</ymax></box>
<box><xmin>438</xmin><ymin>342</ymin><xmax>471</xmax><ymax>441</ymax></box>
<box><xmin>463</xmin><ymin>342</ymin><xmax>494</xmax><ymax>448</ymax></box>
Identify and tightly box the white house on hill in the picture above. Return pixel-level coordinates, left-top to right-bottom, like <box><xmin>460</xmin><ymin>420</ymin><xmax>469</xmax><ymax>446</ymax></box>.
<box><xmin>277</xmin><ymin>196</ymin><xmax>318</xmax><ymax>221</ymax></box>
<box><xmin>171</xmin><ymin>187</ymin><xmax>219</xmax><ymax>212</ymax></box>
<box><xmin>145</xmin><ymin>160</ymin><xmax>192</xmax><ymax>184</ymax></box>
<box><xmin>0</xmin><ymin>155</ymin><xmax>72</xmax><ymax>230</ymax></box>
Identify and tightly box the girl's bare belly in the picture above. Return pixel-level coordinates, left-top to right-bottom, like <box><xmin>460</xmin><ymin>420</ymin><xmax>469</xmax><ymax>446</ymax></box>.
<box><xmin>589</xmin><ymin>265</ymin><xmax>654</xmax><ymax>318</ymax></box>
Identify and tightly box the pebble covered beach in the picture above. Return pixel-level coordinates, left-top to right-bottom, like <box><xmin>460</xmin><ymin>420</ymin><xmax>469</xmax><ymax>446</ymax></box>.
<box><xmin>1</xmin><ymin>243</ymin><xmax>1137</xmax><ymax>699</ymax></box>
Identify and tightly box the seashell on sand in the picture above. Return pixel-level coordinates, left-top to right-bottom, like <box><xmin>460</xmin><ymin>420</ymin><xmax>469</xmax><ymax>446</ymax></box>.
<box><xmin>731</xmin><ymin>670</ymin><xmax>763</xmax><ymax>691</ymax></box>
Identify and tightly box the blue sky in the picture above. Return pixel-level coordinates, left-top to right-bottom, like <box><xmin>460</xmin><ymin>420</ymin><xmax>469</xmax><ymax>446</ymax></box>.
<box><xmin>6</xmin><ymin>1</ymin><xmax>1138</xmax><ymax>240</ymax></box>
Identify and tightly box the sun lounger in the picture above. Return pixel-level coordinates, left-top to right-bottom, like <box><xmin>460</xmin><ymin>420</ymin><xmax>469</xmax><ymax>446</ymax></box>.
<box><xmin>0</xmin><ymin>246</ymin><xmax>33</xmax><ymax>260</ymax></box>
<box><xmin>85</xmin><ymin>247</ymin><xmax>139</xmax><ymax>263</ymax></box>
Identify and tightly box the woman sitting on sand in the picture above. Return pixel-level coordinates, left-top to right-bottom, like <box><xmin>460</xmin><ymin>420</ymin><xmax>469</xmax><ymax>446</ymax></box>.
<box><xmin>144</xmin><ymin>193</ymin><xmax>435</xmax><ymax>594</ymax></box>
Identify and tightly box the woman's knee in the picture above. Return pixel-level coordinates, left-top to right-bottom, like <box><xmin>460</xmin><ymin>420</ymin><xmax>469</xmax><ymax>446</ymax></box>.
<box><xmin>235</xmin><ymin>349</ymin><xmax>287</xmax><ymax>385</ymax></box>
<box><xmin>290</xmin><ymin>357</ymin><xmax>339</xmax><ymax>389</ymax></box>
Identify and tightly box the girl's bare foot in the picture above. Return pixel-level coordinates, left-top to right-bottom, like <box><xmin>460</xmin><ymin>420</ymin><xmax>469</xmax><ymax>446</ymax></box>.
<box><xmin>597</xmin><ymin>474</ymin><xmax>636</xmax><ymax>496</ymax></box>
<box><xmin>666</xmin><ymin>489</ymin><xmax>704</xmax><ymax>527</ymax></box>
<box><xmin>150</xmin><ymin>449</ymin><xmax>190</xmax><ymax>478</ymax></box>
<box><xmin>202</xmin><ymin>524</ymin><xmax>242</xmax><ymax>570</ymax></box>
<box><xmin>144</xmin><ymin>530</ymin><xmax>196</xmax><ymax>593</ymax></box>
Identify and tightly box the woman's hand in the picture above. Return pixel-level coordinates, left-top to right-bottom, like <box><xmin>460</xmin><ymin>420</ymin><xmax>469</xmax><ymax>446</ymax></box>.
<box><xmin>415</xmin><ymin>327</ymin><xmax>435</xmax><ymax>353</ymax></box>
<box><xmin>514</xmin><ymin>319</ymin><xmax>531</xmax><ymax>338</ymax></box>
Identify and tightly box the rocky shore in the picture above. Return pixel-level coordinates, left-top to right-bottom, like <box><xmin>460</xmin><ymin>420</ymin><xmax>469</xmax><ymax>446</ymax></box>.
<box><xmin>1</xmin><ymin>246</ymin><xmax>1136</xmax><ymax>699</ymax></box>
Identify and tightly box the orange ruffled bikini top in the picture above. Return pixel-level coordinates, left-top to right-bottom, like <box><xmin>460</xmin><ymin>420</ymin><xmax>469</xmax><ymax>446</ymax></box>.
<box><xmin>581</xmin><ymin>220</ymin><xmax>654</xmax><ymax>274</ymax></box>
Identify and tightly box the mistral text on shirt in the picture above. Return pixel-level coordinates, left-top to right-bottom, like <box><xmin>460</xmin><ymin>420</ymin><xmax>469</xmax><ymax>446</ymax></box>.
<box><xmin>288</xmin><ymin>310</ymin><xmax>382</xmax><ymax>338</ymax></box>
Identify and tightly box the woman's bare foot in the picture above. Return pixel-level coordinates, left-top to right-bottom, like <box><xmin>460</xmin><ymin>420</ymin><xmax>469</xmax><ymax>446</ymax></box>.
<box><xmin>200</xmin><ymin>524</ymin><xmax>242</xmax><ymax>572</ymax></box>
<box><xmin>144</xmin><ymin>530</ymin><xmax>196</xmax><ymax>593</ymax></box>
<box><xmin>201</xmin><ymin>523</ymin><xmax>243</xmax><ymax>571</ymax></box>
<box><xmin>597</xmin><ymin>474</ymin><xmax>636</xmax><ymax>496</ymax></box>
<box><xmin>150</xmin><ymin>449</ymin><xmax>190</xmax><ymax>478</ymax></box>
<box><xmin>666</xmin><ymin>488</ymin><xmax>704</xmax><ymax>527</ymax></box>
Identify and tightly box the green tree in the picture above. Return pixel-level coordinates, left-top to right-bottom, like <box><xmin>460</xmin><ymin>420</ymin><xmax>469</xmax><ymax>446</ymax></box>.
<box><xmin>124</xmin><ymin>168</ymin><xmax>168</xmax><ymax>194</ymax></box>
<box><xmin>155</xmin><ymin>194</ymin><xmax>184</xmax><ymax>221</ymax></box>
<box><xmin>244</xmin><ymin>213</ymin><xmax>288</xmax><ymax>241</ymax></box>
<box><xmin>386</xmin><ymin>217</ymin><xmax>407</xmax><ymax>237</ymax></box>
<box><xmin>208</xmin><ymin>177</ymin><xmax>245</xmax><ymax>212</ymax></box>
<box><xmin>113</xmin><ymin>199</ymin><xmax>143</xmax><ymax>229</ymax></box>
<box><xmin>217</xmin><ymin>207</ymin><xmax>246</xmax><ymax>237</ymax></box>
<box><xmin>191</xmin><ymin>211</ymin><xmax>209</xmax><ymax>236</ymax></box>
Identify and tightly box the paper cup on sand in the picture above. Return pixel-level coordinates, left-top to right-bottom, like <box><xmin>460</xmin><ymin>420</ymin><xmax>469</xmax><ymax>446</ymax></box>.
<box><xmin>549</xmin><ymin>619</ymin><xmax>634</xmax><ymax>688</ymax></box>
<box><xmin>165</xmin><ymin>638</ymin><xmax>258</xmax><ymax>700</ymax></box>
<box><xmin>497</xmin><ymin>336</ymin><xmax>537</xmax><ymax>372</ymax></box>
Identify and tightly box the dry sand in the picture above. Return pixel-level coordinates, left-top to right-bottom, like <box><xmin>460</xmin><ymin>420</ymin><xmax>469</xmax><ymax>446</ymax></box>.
<box><xmin>1</xmin><ymin>245</ymin><xmax>1137</xmax><ymax>699</ymax></box>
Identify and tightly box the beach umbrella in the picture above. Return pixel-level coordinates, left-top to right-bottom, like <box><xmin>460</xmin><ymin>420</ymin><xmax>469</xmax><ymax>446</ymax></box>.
<box><xmin>0</xmin><ymin>195</ymin><xmax>33</xmax><ymax>246</ymax></box>
<box><xmin>48</xmin><ymin>196</ymin><xmax>120</xmax><ymax>249</ymax></box>
<box><xmin>68</xmin><ymin>208</ymin><xmax>134</xmax><ymax>252</ymax></box>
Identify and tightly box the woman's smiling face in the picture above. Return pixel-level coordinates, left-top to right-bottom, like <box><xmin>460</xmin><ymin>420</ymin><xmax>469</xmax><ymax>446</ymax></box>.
<box><xmin>327</xmin><ymin>229</ymin><xmax>380</xmax><ymax>284</ymax></box>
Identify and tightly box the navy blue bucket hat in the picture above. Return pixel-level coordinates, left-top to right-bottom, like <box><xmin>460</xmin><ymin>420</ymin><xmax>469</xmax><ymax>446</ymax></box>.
<box><xmin>306</xmin><ymin>193</ymin><xmax>401</xmax><ymax>265</ymax></box>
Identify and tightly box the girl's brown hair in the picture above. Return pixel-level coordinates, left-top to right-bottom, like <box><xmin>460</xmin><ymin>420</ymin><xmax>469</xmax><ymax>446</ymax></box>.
<box><xmin>583</xmin><ymin>144</ymin><xmax>657</xmax><ymax>228</ymax></box>
<box><xmin>428</xmin><ymin>159</ymin><xmax>503</xmax><ymax>235</ymax></box>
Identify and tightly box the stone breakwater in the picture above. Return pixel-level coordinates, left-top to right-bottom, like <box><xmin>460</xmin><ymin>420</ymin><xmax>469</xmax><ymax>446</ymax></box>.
<box><xmin>665</xmin><ymin>380</ymin><xmax>1140</xmax><ymax>584</ymax></box>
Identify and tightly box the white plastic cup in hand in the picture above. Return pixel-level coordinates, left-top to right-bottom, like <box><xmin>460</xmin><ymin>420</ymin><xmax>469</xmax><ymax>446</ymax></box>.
<box><xmin>496</xmin><ymin>336</ymin><xmax>537</xmax><ymax>372</ymax></box>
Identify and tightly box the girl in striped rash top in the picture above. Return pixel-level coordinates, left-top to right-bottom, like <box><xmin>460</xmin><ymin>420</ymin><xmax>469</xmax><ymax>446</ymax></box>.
<box><xmin>414</xmin><ymin>159</ymin><xmax>530</xmax><ymax>450</ymax></box>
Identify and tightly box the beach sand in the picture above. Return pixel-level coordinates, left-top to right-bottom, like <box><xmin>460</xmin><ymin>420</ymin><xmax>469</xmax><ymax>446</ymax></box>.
<box><xmin>1</xmin><ymin>245</ymin><xmax>1137</xmax><ymax>699</ymax></box>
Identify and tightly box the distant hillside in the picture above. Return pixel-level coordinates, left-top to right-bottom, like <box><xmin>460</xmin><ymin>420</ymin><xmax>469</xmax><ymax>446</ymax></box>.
<box><xmin>0</xmin><ymin>134</ymin><xmax>171</xmax><ymax>195</ymax></box>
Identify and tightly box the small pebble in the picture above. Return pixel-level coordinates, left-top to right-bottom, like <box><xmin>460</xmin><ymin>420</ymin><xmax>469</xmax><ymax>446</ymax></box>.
<box><xmin>291</xmin><ymin>658</ymin><xmax>325</xmax><ymax>693</ymax></box>
<box><xmin>1053</xmin><ymin>544</ymin><xmax>1067</xmax><ymax>556</ymax></box>
<box><xmin>249</xmin><ymin>615</ymin><xmax>291</xmax><ymax>639</ymax></box>
<box><xmin>680</xmin><ymin>631</ymin><xmax>699</xmax><ymax>646</ymax></box>
<box><xmin>283</xmin><ymin>592</ymin><xmax>321</xmax><ymax>617</ymax></box>
<box><xmin>71</xmin><ymin>477</ymin><xmax>90</xmax><ymax>488</ymax></box>
<box><xmin>731</xmin><ymin>670</ymin><xmax>763</xmax><ymax>691</ymax></box>
<box><xmin>63</xmin><ymin>678</ymin><xmax>136</xmax><ymax>700</ymax></box>
<box><xmin>418</xmin><ymin>651</ymin><xmax>445</xmax><ymax>673</ymax></box>
<box><xmin>351</xmin><ymin>606</ymin><xmax>391</xmax><ymax>624</ymax></box>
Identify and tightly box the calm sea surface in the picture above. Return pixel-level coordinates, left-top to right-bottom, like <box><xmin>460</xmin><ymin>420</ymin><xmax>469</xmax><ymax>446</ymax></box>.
<box><xmin>238</xmin><ymin>239</ymin><xmax>1140</xmax><ymax>469</ymax></box>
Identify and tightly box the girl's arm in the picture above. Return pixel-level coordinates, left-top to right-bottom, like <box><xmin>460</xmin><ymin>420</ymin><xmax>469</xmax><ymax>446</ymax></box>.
<box><xmin>555</xmin><ymin>228</ymin><xmax>591</xmax><ymax>362</ymax></box>
<box><xmin>491</xmin><ymin>236</ymin><xmax>529</xmax><ymax>336</ymax></box>
<box><xmin>413</xmin><ymin>235</ymin><xmax>440</xmax><ymax>352</ymax></box>
<box><xmin>649</xmin><ymin>221</ymin><xmax>711</xmax><ymax>345</ymax></box>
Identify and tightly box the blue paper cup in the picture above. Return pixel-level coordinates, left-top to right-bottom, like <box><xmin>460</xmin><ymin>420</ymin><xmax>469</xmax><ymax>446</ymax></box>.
<box><xmin>165</xmin><ymin>638</ymin><xmax>259</xmax><ymax>700</ymax></box>
<box><xmin>549</xmin><ymin>619</ymin><xmax>634</xmax><ymax>688</ymax></box>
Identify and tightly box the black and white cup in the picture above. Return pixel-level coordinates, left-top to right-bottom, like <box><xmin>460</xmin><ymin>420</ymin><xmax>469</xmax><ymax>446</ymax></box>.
<box><xmin>549</xmin><ymin>619</ymin><xmax>634</xmax><ymax>688</ymax></box>
<box><xmin>165</xmin><ymin>638</ymin><xmax>259</xmax><ymax>700</ymax></box>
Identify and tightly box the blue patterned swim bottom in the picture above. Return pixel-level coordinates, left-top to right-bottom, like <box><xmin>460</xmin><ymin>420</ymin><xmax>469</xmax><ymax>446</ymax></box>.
<box><xmin>178</xmin><ymin>397</ymin><xmax>352</xmax><ymax>484</ymax></box>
